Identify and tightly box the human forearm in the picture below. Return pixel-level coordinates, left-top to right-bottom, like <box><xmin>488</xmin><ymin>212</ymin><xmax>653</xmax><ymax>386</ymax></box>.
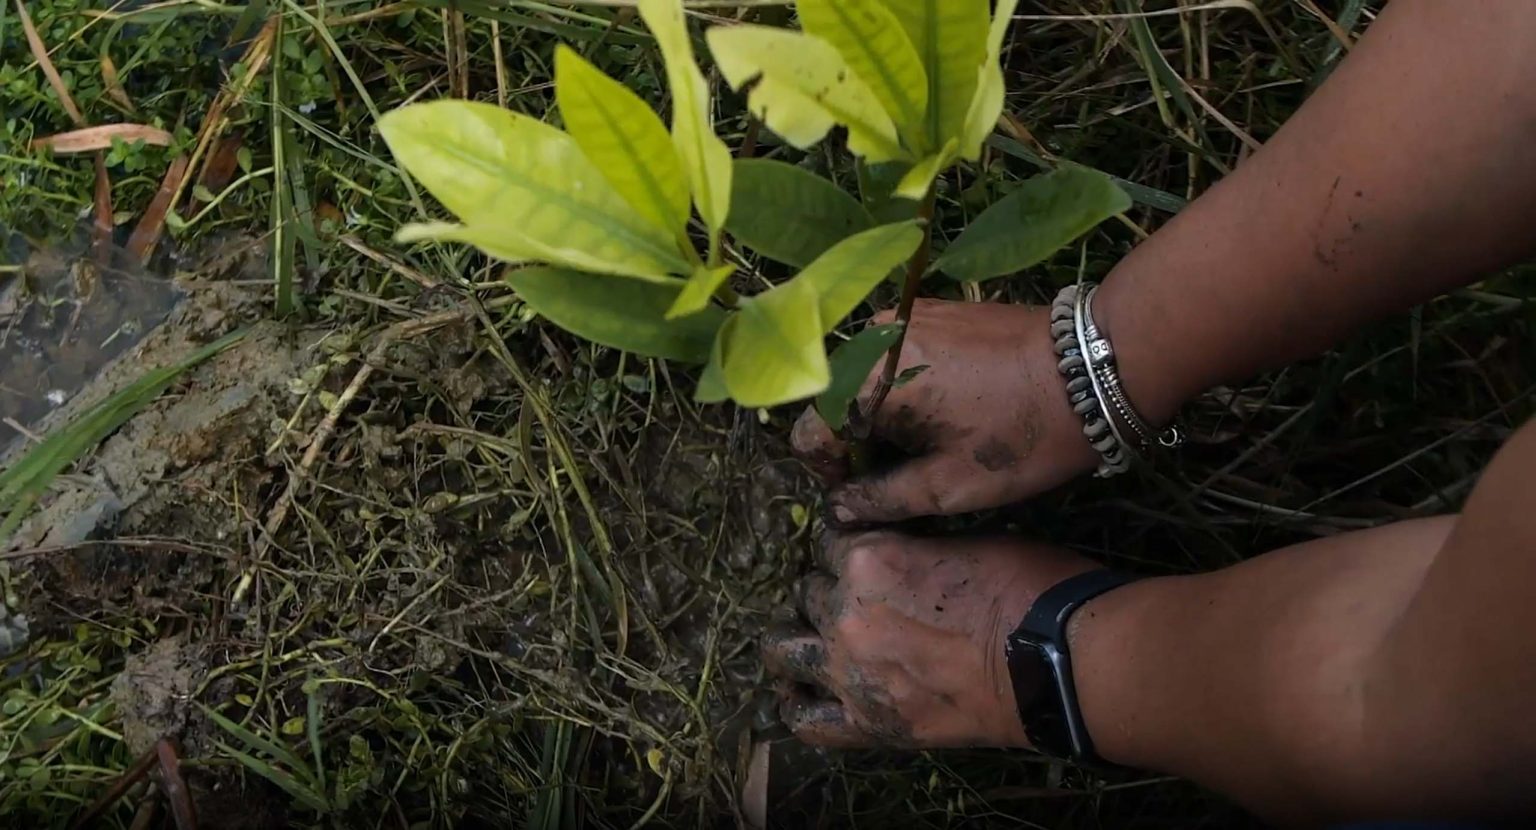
<box><xmin>1095</xmin><ymin>0</ymin><xmax>1536</xmax><ymax>424</ymax></box>
<box><xmin>1071</xmin><ymin>519</ymin><xmax>1448</xmax><ymax>824</ymax></box>
<box><xmin>1074</xmin><ymin>425</ymin><xmax>1536</xmax><ymax>824</ymax></box>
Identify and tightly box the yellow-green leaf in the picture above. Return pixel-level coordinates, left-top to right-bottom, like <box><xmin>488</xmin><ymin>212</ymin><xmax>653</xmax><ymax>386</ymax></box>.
<box><xmin>638</xmin><ymin>0</ymin><xmax>732</xmax><ymax>234</ymax></box>
<box><xmin>666</xmin><ymin>264</ymin><xmax>735</xmax><ymax>319</ymax></box>
<box><xmin>792</xmin><ymin>221</ymin><xmax>923</xmax><ymax>332</ymax></box>
<box><xmin>882</xmin><ymin>0</ymin><xmax>989</xmax><ymax>147</ymax></box>
<box><xmin>398</xmin><ymin>221</ymin><xmax>676</xmax><ymax>283</ymax></box>
<box><xmin>960</xmin><ymin>0</ymin><xmax>1020</xmax><ymax>160</ymax></box>
<box><xmin>797</xmin><ymin>0</ymin><xmax>928</xmax><ymax>150</ymax></box>
<box><xmin>554</xmin><ymin>45</ymin><xmax>690</xmax><ymax>237</ymax></box>
<box><xmin>726</xmin><ymin>158</ymin><xmax>874</xmax><ymax>268</ymax></box>
<box><xmin>706</xmin><ymin>24</ymin><xmax>906</xmax><ymax>163</ymax></box>
<box><xmin>380</xmin><ymin>101</ymin><xmax>686</xmax><ymax>279</ymax></box>
<box><xmin>893</xmin><ymin>137</ymin><xmax>959</xmax><ymax>200</ymax></box>
<box><xmin>936</xmin><ymin>166</ymin><xmax>1132</xmax><ymax>282</ymax></box>
<box><xmin>506</xmin><ymin>266</ymin><xmax>725</xmax><ymax>362</ymax></box>
<box><xmin>720</xmin><ymin>279</ymin><xmax>829</xmax><ymax>407</ymax></box>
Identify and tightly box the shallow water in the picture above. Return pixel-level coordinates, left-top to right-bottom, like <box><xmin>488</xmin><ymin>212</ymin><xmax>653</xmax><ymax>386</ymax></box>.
<box><xmin>0</xmin><ymin>232</ymin><xmax>182</xmax><ymax>452</ymax></box>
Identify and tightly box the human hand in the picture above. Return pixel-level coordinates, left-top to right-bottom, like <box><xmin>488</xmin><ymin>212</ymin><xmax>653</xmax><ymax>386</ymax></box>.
<box><xmin>792</xmin><ymin>299</ymin><xmax>1099</xmax><ymax>525</ymax></box>
<box><xmin>762</xmin><ymin>530</ymin><xmax>1096</xmax><ymax>748</ymax></box>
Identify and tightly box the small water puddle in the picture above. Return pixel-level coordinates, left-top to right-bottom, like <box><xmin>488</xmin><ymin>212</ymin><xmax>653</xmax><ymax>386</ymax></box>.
<box><xmin>1</xmin><ymin>231</ymin><xmax>182</xmax><ymax>451</ymax></box>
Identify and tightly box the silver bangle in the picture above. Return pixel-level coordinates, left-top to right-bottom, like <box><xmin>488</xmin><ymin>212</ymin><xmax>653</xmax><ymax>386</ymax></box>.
<box><xmin>1080</xmin><ymin>286</ymin><xmax>1184</xmax><ymax>452</ymax></box>
<box><xmin>1051</xmin><ymin>282</ymin><xmax>1182</xmax><ymax>477</ymax></box>
<box><xmin>1051</xmin><ymin>284</ymin><xmax>1130</xmax><ymax>477</ymax></box>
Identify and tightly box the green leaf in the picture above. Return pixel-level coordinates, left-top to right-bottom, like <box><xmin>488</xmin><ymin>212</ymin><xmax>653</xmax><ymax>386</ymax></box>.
<box><xmin>554</xmin><ymin>45</ymin><xmax>690</xmax><ymax>237</ymax></box>
<box><xmin>720</xmin><ymin>279</ymin><xmax>829</xmax><ymax>407</ymax></box>
<box><xmin>797</xmin><ymin>0</ymin><xmax>928</xmax><ymax>150</ymax></box>
<box><xmin>706</xmin><ymin>24</ymin><xmax>906</xmax><ymax>162</ymax></box>
<box><xmin>201</xmin><ymin>704</ymin><xmax>310</xmax><ymax>775</ymax></box>
<box><xmin>858</xmin><ymin>160</ymin><xmax>923</xmax><ymax>223</ymax></box>
<box><xmin>882</xmin><ymin>0</ymin><xmax>990</xmax><ymax>147</ymax></box>
<box><xmin>666</xmin><ymin>264</ymin><xmax>735</xmax><ymax>319</ymax></box>
<box><xmin>379</xmin><ymin>100</ymin><xmax>687</xmax><ymax>280</ymax></box>
<box><xmin>638</xmin><ymin>0</ymin><xmax>732</xmax><ymax>235</ymax></box>
<box><xmin>892</xmin><ymin>137</ymin><xmax>958</xmax><ymax>200</ymax></box>
<box><xmin>959</xmin><ymin>0</ymin><xmax>1019</xmax><ymax>160</ymax></box>
<box><xmin>214</xmin><ymin>741</ymin><xmax>331</xmax><ymax>813</ymax></box>
<box><xmin>792</xmin><ymin>221</ymin><xmax>924</xmax><ymax>331</ymax></box>
<box><xmin>815</xmin><ymin>323</ymin><xmax>903</xmax><ymax>431</ymax></box>
<box><xmin>695</xmin><ymin>336</ymin><xmax>729</xmax><ymax>403</ymax></box>
<box><xmin>506</xmin><ymin>266</ymin><xmax>724</xmax><ymax>362</ymax></box>
<box><xmin>396</xmin><ymin>221</ymin><xmax>677</xmax><ymax>283</ymax></box>
<box><xmin>725</xmin><ymin>158</ymin><xmax>874</xmax><ymax>268</ymax></box>
<box><xmin>936</xmin><ymin>166</ymin><xmax>1132</xmax><ymax>282</ymax></box>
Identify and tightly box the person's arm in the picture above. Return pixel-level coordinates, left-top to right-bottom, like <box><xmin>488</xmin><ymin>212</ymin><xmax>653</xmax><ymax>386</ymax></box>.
<box><xmin>1099</xmin><ymin>0</ymin><xmax>1536</xmax><ymax>426</ymax></box>
<box><xmin>1073</xmin><ymin>418</ymin><xmax>1536</xmax><ymax>825</ymax></box>
<box><xmin>768</xmin><ymin>420</ymin><xmax>1536</xmax><ymax>825</ymax></box>
<box><xmin>795</xmin><ymin>0</ymin><xmax>1536</xmax><ymax>523</ymax></box>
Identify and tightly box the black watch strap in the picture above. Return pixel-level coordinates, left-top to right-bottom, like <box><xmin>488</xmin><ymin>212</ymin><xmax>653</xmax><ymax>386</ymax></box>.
<box><xmin>1004</xmin><ymin>569</ymin><xmax>1139</xmax><ymax>766</ymax></box>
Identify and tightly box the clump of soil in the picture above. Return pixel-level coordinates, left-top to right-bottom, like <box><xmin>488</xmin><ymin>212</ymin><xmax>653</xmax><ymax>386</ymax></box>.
<box><xmin>110</xmin><ymin>634</ymin><xmax>206</xmax><ymax>756</ymax></box>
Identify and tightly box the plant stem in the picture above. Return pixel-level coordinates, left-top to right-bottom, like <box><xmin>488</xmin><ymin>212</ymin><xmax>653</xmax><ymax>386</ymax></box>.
<box><xmin>856</xmin><ymin>185</ymin><xmax>936</xmax><ymax>442</ymax></box>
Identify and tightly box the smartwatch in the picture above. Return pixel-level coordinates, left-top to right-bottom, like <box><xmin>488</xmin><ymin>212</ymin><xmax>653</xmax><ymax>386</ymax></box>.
<box><xmin>1003</xmin><ymin>569</ymin><xmax>1139</xmax><ymax>766</ymax></box>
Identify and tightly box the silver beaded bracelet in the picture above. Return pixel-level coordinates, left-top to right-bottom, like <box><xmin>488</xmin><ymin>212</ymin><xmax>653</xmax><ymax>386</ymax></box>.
<box><xmin>1050</xmin><ymin>283</ymin><xmax>1182</xmax><ymax>477</ymax></box>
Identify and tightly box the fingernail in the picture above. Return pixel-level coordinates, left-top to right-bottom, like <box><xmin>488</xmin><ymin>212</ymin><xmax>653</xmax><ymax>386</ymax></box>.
<box><xmin>832</xmin><ymin>504</ymin><xmax>855</xmax><ymax>525</ymax></box>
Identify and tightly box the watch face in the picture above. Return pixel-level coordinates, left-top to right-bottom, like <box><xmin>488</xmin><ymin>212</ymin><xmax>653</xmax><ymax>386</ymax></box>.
<box><xmin>1007</xmin><ymin>637</ymin><xmax>1072</xmax><ymax>757</ymax></box>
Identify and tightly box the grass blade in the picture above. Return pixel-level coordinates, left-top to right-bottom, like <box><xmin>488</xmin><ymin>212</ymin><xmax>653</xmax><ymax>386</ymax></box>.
<box><xmin>214</xmin><ymin>741</ymin><xmax>330</xmax><ymax>812</ymax></box>
<box><xmin>305</xmin><ymin>680</ymin><xmax>325</xmax><ymax>795</ymax></box>
<box><xmin>0</xmin><ymin>329</ymin><xmax>248</xmax><ymax>544</ymax></box>
<box><xmin>271</xmin><ymin>15</ymin><xmax>297</xmax><ymax>316</ymax></box>
<box><xmin>200</xmin><ymin>704</ymin><xmax>312</xmax><ymax>778</ymax></box>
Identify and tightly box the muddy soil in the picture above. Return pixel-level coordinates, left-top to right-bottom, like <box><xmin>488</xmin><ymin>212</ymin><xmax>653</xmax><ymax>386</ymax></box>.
<box><xmin>4</xmin><ymin>249</ymin><xmax>811</xmax><ymax>825</ymax></box>
<box><xmin>8</xmin><ymin>281</ymin><xmax>313</xmax><ymax>616</ymax></box>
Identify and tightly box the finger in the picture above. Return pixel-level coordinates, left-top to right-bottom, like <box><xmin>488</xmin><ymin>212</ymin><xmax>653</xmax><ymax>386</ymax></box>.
<box><xmin>761</xmin><ymin>622</ymin><xmax>831</xmax><ymax>686</ymax></box>
<box><xmin>816</xmin><ymin>529</ymin><xmax>902</xmax><ymax>574</ymax></box>
<box><xmin>778</xmin><ymin>686</ymin><xmax>866</xmax><ymax>748</ymax></box>
<box><xmin>791</xmin><ymin>406</ymin><xmax>849</xmax><ymax>485</ymax></box>
<box><xmin>815</xmin><ymin>530</ymin><xmax>851</xmax><ymax>574</ymax></box>
<box><xmin>828</xmin><ymin>454</ymin><xmax>975</xmax><ymax>524</ymax></box>
<box><xmin>795</xmin><ymin>572</ymin><xmax>838</xmax><ymax>631</ymax></box>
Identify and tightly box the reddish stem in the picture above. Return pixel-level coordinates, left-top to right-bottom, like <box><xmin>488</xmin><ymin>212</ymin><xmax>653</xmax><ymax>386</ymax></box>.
<box><xmin>856</xmin><ymin>185</ymin><xmax>937</xmax><ymax>442</ymax></box>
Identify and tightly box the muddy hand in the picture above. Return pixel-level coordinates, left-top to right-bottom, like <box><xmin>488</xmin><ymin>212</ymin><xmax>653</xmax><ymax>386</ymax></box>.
<box><xmin>792</xmin><ymin>299</ymin><xmax>1099</xmax><ymax>525</ymax></box>
<box><xmin>762</xmin><ymin>530</ymin><xmax>1095</xmax><ymax>748</ymax></box>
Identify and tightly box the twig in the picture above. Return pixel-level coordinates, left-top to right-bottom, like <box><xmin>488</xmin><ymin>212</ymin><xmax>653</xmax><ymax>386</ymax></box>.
<box><xmin>338</xmin><ymin>235</ymin><xmax>438</xmax><ymax>288</ymax></box>
<box><xmin>856</xmin><ymin>186</ymin><xmax>937</xmax><ymax>442</ymax></box>
<box><xmin>3</xmin><ymin>417</ymin><xmax>43</xmax><ymax>444</ymax></box>
<box><xmin>2</xmin><ymin>536</ymin><xmax>234</xmax><ymax>562</ymax></box>
<box><xmin>127</xmin><ymin>155</ymin><xmax>190</xmax><ymax>263</ymax></box>
<box><xmin>14</xmin><ymin>0</ymin><xmax>84</xmax><ymax>126</ymax></box>
<box><xmin>15</xmin><ymin>0</ymin><xmax>114</xmax><ymax>259</ymax></box>
<box><xmin>30</xmin><ymin>123</ymin><xmax>173</xmax><ymax>154</ymax></box>
<box><xmin>171</xmin><ymin>18</ymin><xmax>277</xmax><ymax>214</ymax></box>
<box><xmin>70</xmin><ymin>745</ymin><xmax>158</xmax><ymax>830</ymax></box>
<box><xmin>738</xmin><ymin>117</ymin><xmax>761</xmax><ymax>159</ymax></box>
<box><xmin>127</xmin><ymin>797</ymin><xmax>160</xmax><ymax>830</ymax></box>
<box><xmin>156</xmin><ymin>738</ymin><xmax>197</xmax><ymax>830</ymax></box>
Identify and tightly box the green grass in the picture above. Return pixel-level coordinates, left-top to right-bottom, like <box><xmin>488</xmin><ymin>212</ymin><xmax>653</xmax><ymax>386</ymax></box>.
<box><xmin>3</xmin><ymin>1</ymin><xmax>1532</xmax><ymax>828</ymax></box>
<box><xmin>0</xmin><ymin>329</ymin><xmax>247</xmax><ymax>543</ymax></box>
